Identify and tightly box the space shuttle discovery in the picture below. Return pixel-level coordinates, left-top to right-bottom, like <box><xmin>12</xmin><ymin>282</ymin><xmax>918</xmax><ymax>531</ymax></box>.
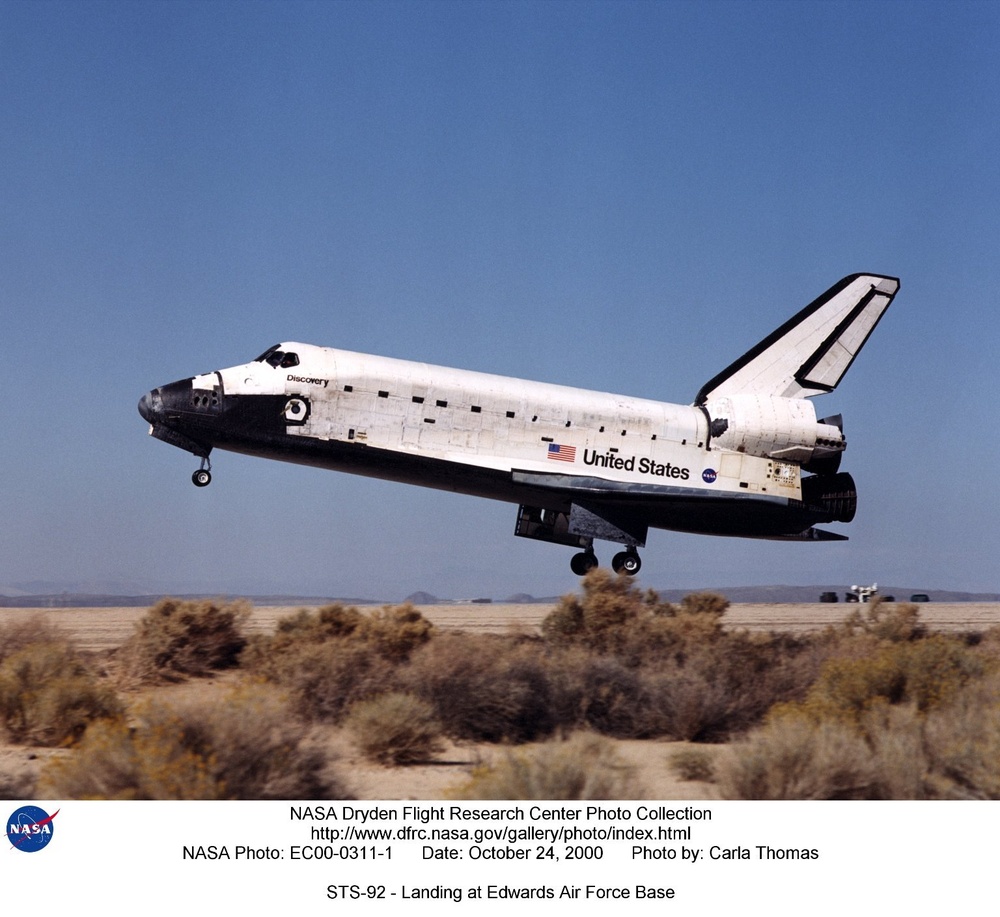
<box><xmin>139</xmin><ymin>273</ymin><xmax>899</xmax><ymax>574</ymax></box>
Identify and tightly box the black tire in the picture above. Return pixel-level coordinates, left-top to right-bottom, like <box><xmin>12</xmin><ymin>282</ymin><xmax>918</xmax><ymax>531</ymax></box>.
<box><xmin>612</xmin><ymin>551</ymin><xmax>641</xmax><ymax>575</ymax></box>
<box><xmin>192</xmin><ymin>469</ymin><xmax>212</xmax><ymax>487</ymax></box>
<box><xmin>570</xmin><ymin>552</ymin><xmax>598</xmax><ymax>576</ymax></box>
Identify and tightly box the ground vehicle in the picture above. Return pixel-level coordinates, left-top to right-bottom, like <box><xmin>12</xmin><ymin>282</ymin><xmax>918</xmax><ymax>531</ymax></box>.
<box><xmin>845</xmin><ymin>584</ymin><xmax>893</xmax><ymax>602</ymax></box>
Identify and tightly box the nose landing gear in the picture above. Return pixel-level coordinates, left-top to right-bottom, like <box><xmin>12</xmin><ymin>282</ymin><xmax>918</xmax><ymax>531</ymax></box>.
<box><xmin>191</xmin><ymin>456</ymin><xmax>212</xmax><ymax>487</ymax></box>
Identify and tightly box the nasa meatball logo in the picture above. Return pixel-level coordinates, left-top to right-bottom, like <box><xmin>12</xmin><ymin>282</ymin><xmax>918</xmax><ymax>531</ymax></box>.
<box><xmin>702</xmin><ymin>468</ymin><xmax>718</xmax><ymax>484</ymax></box>
<box><xmin>6</xmin><ymin>805</ymin><xmax>58</xmax><ymax>853</ymax></box>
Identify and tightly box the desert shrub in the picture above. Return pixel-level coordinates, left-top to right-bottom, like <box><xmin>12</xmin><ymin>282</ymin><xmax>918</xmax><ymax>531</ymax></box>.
<box><xmin>542</xmin><ymin>570</ymin><xmax>728</xmax><ymax>665</ymax></box>
<box><xmin>241</xmin><ymin>605</ymin><xmax>364</xmax><ymax>675</ymax></box>
<box><xmin>242</xmin><ymin>605</ymin><xmax>427</xmax><ymax>725</ymax></box>
<box><xmin>447</xmin><ymin>733</ymin><xmax>643</xmax><ymax>800</ymax></box>
<box><xmin>970</xmin><ymin>624</ymin><xmax>1000</xmax><ymax>659</ymax></box>
<box><xmin>862</xmin><ymin>681</ymin><xmax>1000</xmax><ymax>799</ymax></box>
<box><xmin>721</xmin><ymin>664</ymin><xmax>1000</xmax><ymax>800</ymax></box>
<box><xmin>545</xmin><ymin>640</ymin><xmax>782</xmax><ymax>742</ymax></box>
<box><xmin>861</xmin><ymin>704</ymin><xmax>933</xmax><ymax>799</ymax></box>
<box><xmin>628</xmin><ymin>598</ymin><xmax>730</xmax><ymax>667</ymax></box>
<box><xmin>545</xmin><ymin>649</ymin><xmax>680</xmax><ymax>738</ymax></box>
<box><xmin>721</xmin><ymin>633</ymin><xmax>828</xmax><ymax>721</ymax></box>
<box><xmin>0</xmin><ymin>617</ymin><xmax>71</xmax><ymax>664</ymax></box>
<box><xmin>277</xmin><ymin>603</ymin><xmax>365</xmax><ymax>640</ymax></box>
<box><xmin>542</xmin><ymin>569</ymin><xmax>672</xmax><ymax>650</ymax></box>
<box><xmin>778</xmin><ymin>635</ymin><xmax>983</xmax><ymax>725</ymax></box>
<box><xmin>400</xmin><ymin>634</ymin><xmax>558</xmax><ymax>742</ymax></box>
<box><xmin>626</xmin><ymin>630</ymin><xmax>820</xmax><ymax>742</ymax></box>
<box><xmin>920</xmin><ymin>674</ymin><xmax>1000</xmax><ymax>799</ymax></box>
<box><xmin>542</xmin><ymin>573</ymin><xmax>819</xmax><ymax>741</ymax></box>
<box><xmin>669</xmin><ymin>747</ymin><xmax>716</xmax><ymax>782</ymax></box>
<box><xmin>539</xmin><ymin>594</ymin><xmax>585</xmax><ymax>642</ymax></box>
<box><xmin>542</xmin><ymin>568</ymin><xmax>645</xmax><ymax>642</ymax></box>
<box><xmin>721</xmin><ymin>689</ymin><xmax>1000</xmax><ymax>801</ymax></box>
<box><xmin>900</xmin><ymin>636</ymin><xmax>985</xmax><ymax>710</ymax></box>
<box><xmin>118</xmin><ymin>598</ymin><xmax>249</xmax><ymax>683</ymax></box>
<box><xmin>40</xmin><ymin>717</ymin><xmax>220</xmax><ymax>799</ymax></box>
<box><xmin>809</xmin><ymin>650</ymin><xmax>906</xmax><ymax>716</ymax></box>
<box><xmin>148</xmin><ymin>683</ymin><xmax>338</xmax><ymax>799</ymax></box>
<box><xmin>716</xmin><ymin>714</ymin><xmax>879</xmax><ymax>799</ymax></box>
<box><xmin>356</xmin><ymin>604</ymin><xmax>433</xmax><ymax>662</ymax></box>
<box><xmin>0</xmin><ymin>642</ymin><xmax>122</xmax><ymax>746</ymax></box>
<box><xmin>645</xmin><ymin>656</ymin><xmax>735</xmax><ymax>741</ymax></box>
<box><xmin>272</xmin><ymin>641</ymin><xmax>396</xmax><ymax>724</ymax></box>
<box><xmin>674</xmin><ymin>591</ymin><xmax>730</xmax><ymax>620</ymax></box>
<box><xmin>40</xmin><ymin>684</ymin><xmax>346</xmax><ymax>799</ymax></box>
<box><xmin>345</xmin><ymin>692</ymin><xmax>444</xmax><ymax>765</ymax></box>
<box><xmin>241</xmin><ymin>603</ymin><xmax>432</xmax><ymax>678</ymax></box>
<box><xmin>558</xmin><ymin>653</ymin><xmax>651</xmax><ymax>737</ymax></box>
<box><xmin>842</xmin><ymin>599</ymin><xmax>924</xmax><ymax>642</ymax></box>
<box><xmin>0</xmin><ymin>767</ymin><xmax>38</xmax><ymax>799</ymax></box>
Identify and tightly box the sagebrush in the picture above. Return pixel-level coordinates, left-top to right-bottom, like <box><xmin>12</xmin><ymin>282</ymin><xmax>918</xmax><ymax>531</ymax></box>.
<box><xmin>447</xmin><ymin>733</ymin><xmax>643</xmax><ymax>800</ymax></box>
<box><xmin>345</xmin><ymin>693</ymin><xmax>444</xmax><ymax>765</ymax></box>
<box><xmin>0</xmin><ymin>641</ymin><xmax>121</xmax><ymax>746</ymax></box>
<box><xmin>117</xmin><ymin>598</ymin><xmax>249</xmax><ymax>683</ymax></box>
<box><xmin>40</xmin><ymin>684</ymin><xmax>347</xmax><ymax>799</ymax></box>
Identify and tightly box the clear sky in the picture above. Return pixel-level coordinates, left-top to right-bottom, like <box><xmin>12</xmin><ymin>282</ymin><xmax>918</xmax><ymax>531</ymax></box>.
<box><xmin>3</xmin><ymin>0</ymin><xmax>998</xmax><ymax>599</ymax></box>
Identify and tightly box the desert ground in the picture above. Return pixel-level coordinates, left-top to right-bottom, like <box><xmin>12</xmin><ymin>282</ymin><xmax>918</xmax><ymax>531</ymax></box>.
<box><xmin>4</xmin><ymin>600</ymin><xmax>998</xmax><ymax>653</ymax></box>
<box><xmin>2</xmin><ymin>600</ymin><xmax>999</xmax><ymax>799</ymax></box>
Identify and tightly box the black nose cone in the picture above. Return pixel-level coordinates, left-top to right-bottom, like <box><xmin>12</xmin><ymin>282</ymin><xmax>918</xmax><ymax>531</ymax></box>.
<box><xmin>138</xmin><ymin>388</ymin><xmax>161</xmax><ymax>423</ymax></box>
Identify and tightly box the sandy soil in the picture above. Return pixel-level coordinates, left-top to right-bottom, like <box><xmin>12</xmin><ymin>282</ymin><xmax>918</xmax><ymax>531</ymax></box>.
<box><xmin>2</xmin><ymin>600</ymin><xmax>996</xmax><ymax>799</ymax></box>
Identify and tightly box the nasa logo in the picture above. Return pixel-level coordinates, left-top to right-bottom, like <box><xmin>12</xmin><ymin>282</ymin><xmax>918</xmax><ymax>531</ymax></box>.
<box><xmin>6</xmin><ymin>805</ymin><xmax>58</xmax><ymax>853</ymax></box>
<box><xmin>702</xmin><ymin>468</ymin><xmax>718</xmax><ymax>484</ymax></box>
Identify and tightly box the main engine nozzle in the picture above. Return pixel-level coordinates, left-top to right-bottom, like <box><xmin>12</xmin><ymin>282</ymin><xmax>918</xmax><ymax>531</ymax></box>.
<box><xmin>801</xmin><ymin>472</ymin><xmax>857</xmax><ymax>523</ymax></box>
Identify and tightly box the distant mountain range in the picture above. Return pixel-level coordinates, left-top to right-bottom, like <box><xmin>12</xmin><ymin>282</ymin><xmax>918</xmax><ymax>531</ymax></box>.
<box><xmin>2</xmin><ymin>584</ymin><xmax>998</xmax><ymax>608</ymax></box>
<box><xmin>0</xmin><ymin>592</ymin><xmax>381</xmax><ymax>608</ymax></box>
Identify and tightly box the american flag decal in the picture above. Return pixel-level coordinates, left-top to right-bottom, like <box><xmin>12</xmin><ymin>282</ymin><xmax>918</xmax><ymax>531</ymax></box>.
<box><xmin>547</xmin><ymin>443</ymin><xmax>577</xmax><ymax>462</ymax></box>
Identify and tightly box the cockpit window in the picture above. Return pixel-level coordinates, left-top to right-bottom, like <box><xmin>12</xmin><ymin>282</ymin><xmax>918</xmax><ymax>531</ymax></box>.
<box><xmin>255</xmin><ymin>345</ymin><xmax>281</xmax><ymax>362</ymax></box>
<box><xmin>254</xmin><ymin>346</ymin><xmax>299</xmax><ymax>369</ymax></box>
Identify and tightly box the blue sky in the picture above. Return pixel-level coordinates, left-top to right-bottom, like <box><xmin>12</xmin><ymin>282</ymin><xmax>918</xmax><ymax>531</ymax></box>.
<box><xmin>2</xmin><ymin>0</ymin><xmax>998</xmax><ymax>599</ymax></box>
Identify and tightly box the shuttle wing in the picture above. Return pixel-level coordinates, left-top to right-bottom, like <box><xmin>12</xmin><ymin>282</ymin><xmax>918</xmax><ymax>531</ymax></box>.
<box><xmin>695</xmin><ymin>273</ymin><xmax>900</xmax><ymax>404</ymax></box>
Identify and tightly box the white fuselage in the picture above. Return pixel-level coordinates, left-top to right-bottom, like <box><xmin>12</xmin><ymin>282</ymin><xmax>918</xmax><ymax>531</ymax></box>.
<box><xmin>196</xmin><ymin>343</ymin><xmax>804</xmax><ymax>505</ymax></box>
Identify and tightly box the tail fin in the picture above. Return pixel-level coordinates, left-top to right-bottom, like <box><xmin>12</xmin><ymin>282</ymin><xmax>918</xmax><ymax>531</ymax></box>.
<box><xmin>694</xmin><ymin>274</ymin><xmax>900</xmax><ymax>404</ymax></box>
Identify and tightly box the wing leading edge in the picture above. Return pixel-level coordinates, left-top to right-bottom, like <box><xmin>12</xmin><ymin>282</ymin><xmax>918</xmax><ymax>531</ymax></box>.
<box><xmin>695</xmin><ymin>273</ymin><xmax>900</xmax><ymax>404</ymax></box>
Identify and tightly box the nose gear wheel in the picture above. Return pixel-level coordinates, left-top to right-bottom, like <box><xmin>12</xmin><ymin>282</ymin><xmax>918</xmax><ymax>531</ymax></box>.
<box><xmin>191</xmin><ymin>456</ymin><xmax>212</xmax><ymax>487</ymax></box>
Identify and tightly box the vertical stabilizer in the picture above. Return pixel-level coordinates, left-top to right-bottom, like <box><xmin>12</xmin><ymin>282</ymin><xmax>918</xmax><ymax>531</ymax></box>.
<box><xmin>695</xmin><ymin>274</ymin><xmax>900</xmax><ymax>404</ymax></box>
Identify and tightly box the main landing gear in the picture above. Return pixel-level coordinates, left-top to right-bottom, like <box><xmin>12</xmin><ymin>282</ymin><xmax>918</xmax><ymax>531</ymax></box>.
<box><xmin>513</xmin><ymin>506</ymin><xmax>648</xmax><ymax>577</ymax></box>
<box><xmin>570</xmin><ymin>547</ymin><xmax>642</xmax><ymax>576</ymax></box>
<box><xmin>191</xmin><ymin>456</ymin><xmax>212</xmax><ymax>487</ymax></box>
<box><xmin>570</xmin><ymin>550</ymin><xmax>599</xmax><ymax>576</ymax></box>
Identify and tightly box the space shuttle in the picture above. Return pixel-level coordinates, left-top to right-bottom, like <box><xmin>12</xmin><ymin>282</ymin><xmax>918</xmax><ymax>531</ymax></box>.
<box><xmin>138</xmin><ymin>273</ymin><xmax>899</xmax><ymax>574</ymax></box>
